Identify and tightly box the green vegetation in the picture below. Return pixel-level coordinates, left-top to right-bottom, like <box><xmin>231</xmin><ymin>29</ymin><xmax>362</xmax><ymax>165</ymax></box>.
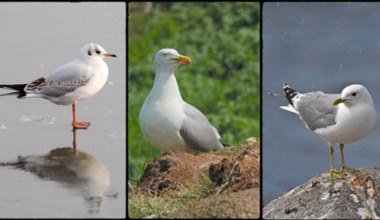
<box><xmin>128</xmin><ymin>2</ymin><xmax>260</xmax><ymax>182</ymax></box>
<box><xmin>128</xmin><ymin>176</ymin><xmax>213</xmax><ymax>218</ymax></box>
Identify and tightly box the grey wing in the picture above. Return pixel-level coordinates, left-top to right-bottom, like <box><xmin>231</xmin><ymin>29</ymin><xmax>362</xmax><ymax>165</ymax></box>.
<box><xmin>26</xmin><ymin>61</ymin><xmax>92</xmax><ymax>97</ymax></box>
<box><xmin>179</xmin><ymin>103</ymin><xmax>223</xmax><ymax>151</ymax></box>
<box><xmin>295</xmin><ymin>92</ymin><xmax>340</xmax><ymax>131</ymax></box>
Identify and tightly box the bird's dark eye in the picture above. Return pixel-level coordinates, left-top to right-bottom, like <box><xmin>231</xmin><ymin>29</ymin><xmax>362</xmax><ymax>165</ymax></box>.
<box><xmin>87</xmin><ymin>50</ymin><xmax>92</xmax><ymax>56</ymax></box>
<box><xmin>95</xmin><ymin>49</ymin><xmax>101</xmax><ymax>55</ymax></box>
<box><xmin>352</xmin><ymin>92</ymin><xmax>357</xmax><ymax>96</ymax></box>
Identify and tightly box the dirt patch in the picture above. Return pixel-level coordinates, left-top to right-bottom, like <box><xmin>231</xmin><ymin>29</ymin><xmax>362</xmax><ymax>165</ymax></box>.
<box><xmin>209</xmin><ymin>137</ymin><xmax>260</xmax><ymax>195</ymax></box>
<box><xmin>137</xmin><ymin>151</ymin><xmax>225</xmax><ymax>194</ymax></box>
<box><xmin>130</xmin><ymin>137</ymin><xmax>260</xmax><ymax>218</ymax></box>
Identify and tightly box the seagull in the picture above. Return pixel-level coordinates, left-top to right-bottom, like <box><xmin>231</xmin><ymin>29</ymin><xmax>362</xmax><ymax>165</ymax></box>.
<box><xmin>280</xmin><ymin>84</ymin><xmax>377</xmax><ymax>179</ymax></box>
<box><xmin>139</xmin><ymin>48</ymin><xmax>224</xmax><ymax>152</ymax></box>
<box><xmin>0</xmin><ymin>43</ymin><xmax>116</xmax><ymax>129</ymax></box>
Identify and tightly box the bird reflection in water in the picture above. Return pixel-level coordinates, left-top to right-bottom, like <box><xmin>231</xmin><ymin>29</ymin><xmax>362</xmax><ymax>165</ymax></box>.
<box><xmin>0</xmin><ymin>128</ymin><xmax>118</xmax><ymax>214</ymax></box>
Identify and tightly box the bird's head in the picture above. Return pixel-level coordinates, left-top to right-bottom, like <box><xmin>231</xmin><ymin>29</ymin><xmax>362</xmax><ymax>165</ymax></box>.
<box><xmin>154</xmin><ymin>48</ymin><xmax>192</xmax><ymax>73</ymax></box>
<box><xmin>80</xmin><ymin>43</ymin><xmax>117</xmax><ymax>60</ymax></box>
<box><xmin>333</xmin><ymin>84</ymin><xmax>373</xmax><ymax>107</ymax></box>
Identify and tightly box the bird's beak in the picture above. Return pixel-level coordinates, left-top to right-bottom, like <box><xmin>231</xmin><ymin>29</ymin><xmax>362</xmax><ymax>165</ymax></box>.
<box><xmin>104</xmin><ymin>53</ymin><xmax>117</xmax><ymax>57</ymax></box>
<box><xmin>332</xmin><ymin>97</ymin><xmax>345</xmax><ymax>105</ymax></box>
<box><xmin>173</xmin><ymin>55</ymin><xmax>192</xmax><ymax>64</ymax></box>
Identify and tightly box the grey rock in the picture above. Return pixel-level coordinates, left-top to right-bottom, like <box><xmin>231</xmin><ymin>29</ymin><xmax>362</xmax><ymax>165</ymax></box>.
<box><xmin>264</xmin><ymin>167</ymin><xmax>380</xmax><ymax>219</ymax></box>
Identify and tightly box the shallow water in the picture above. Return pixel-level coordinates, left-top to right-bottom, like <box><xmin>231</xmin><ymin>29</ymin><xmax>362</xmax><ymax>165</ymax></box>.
<box><xmin>263</xmin><ymin>2</ymin><xmax>380</xmax><ymax>205</ymax></box>
<box><xmin>0</xmin><ymin>3</ymin><xmax>125</xmax><ymax>218</ymax></box>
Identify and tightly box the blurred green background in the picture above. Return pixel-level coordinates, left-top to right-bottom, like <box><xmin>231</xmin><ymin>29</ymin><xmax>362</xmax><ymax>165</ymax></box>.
<box><xmin>128</xmin><ymin>2</ymin><xmax>260</xmax><ymax>183</ymax></box>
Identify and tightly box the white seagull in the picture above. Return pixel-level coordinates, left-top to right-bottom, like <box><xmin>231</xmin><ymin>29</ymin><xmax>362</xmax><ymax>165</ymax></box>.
<box><xmin>139</xmin><ymin>48</ymin><xmax>224</xmax><ymax>152</ymax></box>
<box><xmin>0</xmin><ymin>43</ymin><xmax>116</xmax><ymax>129</ymax></box>
<box><xmin>281</xmin><ymin>84</ymin><xmax>377</xmax><ymax>179</ymax></box>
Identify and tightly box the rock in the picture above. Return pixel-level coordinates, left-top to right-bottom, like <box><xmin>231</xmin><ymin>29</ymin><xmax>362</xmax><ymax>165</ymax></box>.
<box><xmin>263</xmin><ymin>167</ymin><xmax>380</xmax><ymax>219</ymax></box>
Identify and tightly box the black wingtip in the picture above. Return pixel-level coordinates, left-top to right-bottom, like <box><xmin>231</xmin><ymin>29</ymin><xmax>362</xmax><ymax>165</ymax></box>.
<box><xmin>283</xmin><ymin>83</ymin><xmax>298</xmax><ymax>106</ymax></box>
<box><xmin>0</xmin><ymin>84</ymin><xmax>27</xmax><ymax>98</ymax></box>
<box><xmin>0</xmin><ymin>84</ymin><xmax>27</xmax><ymax>91</ymax></box>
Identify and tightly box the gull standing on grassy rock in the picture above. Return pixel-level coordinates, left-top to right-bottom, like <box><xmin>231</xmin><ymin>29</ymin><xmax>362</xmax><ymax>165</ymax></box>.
<box><xmin>139</xmin><ymin>48</ymin><xmax>224</xmax><ymax>152</ymax></box>
<box><xmin>280</xmin><ymin>84</ymin><xmax>377</xmax><ymax>179</ymax></box>
<box><xmin>0</xmin><ymin>43</ymin><xmax>116</xmax><ymax>129</ymax></box>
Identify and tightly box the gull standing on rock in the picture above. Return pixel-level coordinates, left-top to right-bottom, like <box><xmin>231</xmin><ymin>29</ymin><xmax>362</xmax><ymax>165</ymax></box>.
<box><xmin>280</xmin><ymin>84</ymin><xmax>377</xmax><ymax>179</ymax></box>
<box><xmin>139</xmin><ymin>48</ymin><xmax>224</xmax><ymax>152</ymax></box>
<box><xmin>0</xmin><ymin>43</ymin><xmax>116</xmax><ymax>129</ymax></box>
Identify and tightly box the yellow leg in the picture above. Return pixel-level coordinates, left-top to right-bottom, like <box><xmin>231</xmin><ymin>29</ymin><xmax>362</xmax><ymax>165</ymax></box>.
<box><xmin>339</xmin><ymin>144</ymin><xmax>356</xmax><ymax>173</ymax></box>
<box><xmin>329</xmin><ymin>144</ymin><xmax>344</xmax><ymax>180</ymax></box>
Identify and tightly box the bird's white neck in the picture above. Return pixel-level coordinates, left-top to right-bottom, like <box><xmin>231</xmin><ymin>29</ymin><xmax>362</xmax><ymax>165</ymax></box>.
<box><xmin>150</xmin><ymin>70</ymin><xmax>183</xmax><ymax>102</ymax></box>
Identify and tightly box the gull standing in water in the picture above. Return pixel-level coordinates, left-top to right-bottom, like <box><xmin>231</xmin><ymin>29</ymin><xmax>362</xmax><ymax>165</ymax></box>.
<box><xmin>280</xmin><ymin>84</ymin><xmax>377</xmax><ymax>179</ymax></box>
<box><xmin>139</xmin><ymin>48</ymin><xmax>224</xmax><ymax>152</ymax></box>
<box><xmin>0</xmin><ymin>43</ymin><xmax>116</xmax><ymax>129</ymax></box>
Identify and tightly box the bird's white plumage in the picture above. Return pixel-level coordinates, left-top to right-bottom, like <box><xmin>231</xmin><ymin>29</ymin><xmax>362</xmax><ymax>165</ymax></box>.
<box><xmin>316</xmin><ymin>85</ymin><xmax>376</xmax><ymax>144</ymax></box>
<box><xmin>139</xmin><ymin>48</ymin><xmax>223</xmax><ymax>152</ymax></box>
<box><xmin>23</xmin><ymin>43</ymin><xmax>115</xmax><ymax>105</ymax></box>
<box><xmin>0</xmin><ymin>43</ymin><xmax>116</xmax><ymax>129</ymax></box>
<box><xmin>280</xmin><ymin>84</ymin><xmax>377</xmax><ymax>179</ymax></box>
<box><xmin>281</xmin><ymin>84</ymin><xmax>377</xmax><ymax>145</ymax></box>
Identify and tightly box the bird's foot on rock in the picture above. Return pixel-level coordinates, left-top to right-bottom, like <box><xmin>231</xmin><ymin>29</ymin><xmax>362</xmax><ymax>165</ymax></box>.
<box><xmin>340</xmin><ymin>165</ymin><xmax>357</xmax><ymax>174</ymax></box>
<box><xmin>329</xmin><ymin>169</ymin><xmax>345</xmax><ymax>180</ymax></box>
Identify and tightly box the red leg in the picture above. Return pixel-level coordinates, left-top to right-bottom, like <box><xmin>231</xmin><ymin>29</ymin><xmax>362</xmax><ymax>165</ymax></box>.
<box><xmin>72</xmin><ymin>103</ymin><xmax>90</xmax><ymax>129</ymax></box>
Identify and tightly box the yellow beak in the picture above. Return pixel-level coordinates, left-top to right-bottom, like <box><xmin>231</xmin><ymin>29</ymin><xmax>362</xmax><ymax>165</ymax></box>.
<box><xmin>332</xmin><ymin>98</ymin><xmax>345</xmax><ymax>106</ymax></box>
<box><xmin>172</xmin><ymin>55</ymin><xmax>192</xmax><ymax>64</ymax></box>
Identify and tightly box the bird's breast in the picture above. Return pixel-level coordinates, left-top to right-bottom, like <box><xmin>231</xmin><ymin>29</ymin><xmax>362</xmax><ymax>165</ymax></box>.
<box><xmin>139</xmin><ymin>95</ymin><xmax>187</xmax><ymax>151</ymax></box>
<box><xmin>315</xmin><ymin>104</ymin><xmax>376</xmax><ymax>144</ymax></box>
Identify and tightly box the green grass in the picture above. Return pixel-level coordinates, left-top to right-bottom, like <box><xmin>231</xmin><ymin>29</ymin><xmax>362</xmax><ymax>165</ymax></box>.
<box><xmin>128</xmin><ymin>176</ymin><xmax>213</xmax><ymax>218</ymax></box>
<box><xmin>128</xmin><ymin>2</ymin><xmax>260</xmax><ymax>182</ymax></box>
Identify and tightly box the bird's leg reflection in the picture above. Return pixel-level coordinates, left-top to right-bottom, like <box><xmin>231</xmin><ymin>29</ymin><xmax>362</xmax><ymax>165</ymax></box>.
<box><xmin>72</xmin><ymin>127</ymin><xmax>77</xmax><ymax>154</ymax></box>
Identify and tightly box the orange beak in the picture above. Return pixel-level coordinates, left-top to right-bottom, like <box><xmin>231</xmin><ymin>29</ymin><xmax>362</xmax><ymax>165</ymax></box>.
<box><xmin>105</xmin><ymin>53</ymin><xmax>117</xmax><ymax>57</ymax></box>
<box><xmin>173</xmin><ymin>55</ymin><xmax>192</xmax><ymax>64</ymax></box>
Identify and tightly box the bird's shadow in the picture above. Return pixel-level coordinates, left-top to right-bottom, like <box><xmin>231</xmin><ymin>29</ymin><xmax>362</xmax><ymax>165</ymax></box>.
<box><xmin>0</xmin><ymin>129</ymin><xmax>118</xmax><ymax>215</ymax></box>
